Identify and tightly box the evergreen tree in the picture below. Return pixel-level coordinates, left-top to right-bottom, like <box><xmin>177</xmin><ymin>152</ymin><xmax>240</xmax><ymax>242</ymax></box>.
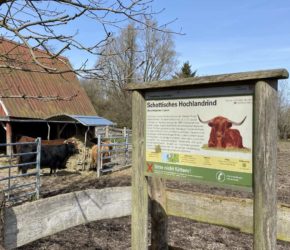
<box><xmin>173</xmin><ymin>61</ymin><xmax>197</xmax><ymax>78</ymax></box>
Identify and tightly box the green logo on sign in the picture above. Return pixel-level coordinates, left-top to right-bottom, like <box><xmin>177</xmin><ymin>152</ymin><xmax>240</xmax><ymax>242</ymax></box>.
<box><xmin>216</xmin><ymin>171</ymin><xmax>226</xmax><ymax>182</ymax></box>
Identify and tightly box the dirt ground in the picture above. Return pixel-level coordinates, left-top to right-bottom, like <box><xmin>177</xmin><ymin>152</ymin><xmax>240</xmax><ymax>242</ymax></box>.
<box><xmin>13</xmin><ymin>141</ymin><xmax>290</xmax><ymax>249</ymax></box>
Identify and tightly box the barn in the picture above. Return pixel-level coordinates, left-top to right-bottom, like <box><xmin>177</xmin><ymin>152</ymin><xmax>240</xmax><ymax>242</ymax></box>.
<box><xmin>0</xmin><ymin>38</ymin><xmax>113</xmax><ymax>153</ymax></box>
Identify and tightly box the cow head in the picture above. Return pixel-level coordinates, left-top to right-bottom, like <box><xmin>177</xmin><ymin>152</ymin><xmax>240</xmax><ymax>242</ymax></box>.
<box><xmin>198</xmin><ymin>115</ymin><xmax>246</xmax><ymax>148</ymax></box>
<box><xmin>66</xmin><ymin>143</ymin><xmax>79</xmax><ymax>155</ymax></box>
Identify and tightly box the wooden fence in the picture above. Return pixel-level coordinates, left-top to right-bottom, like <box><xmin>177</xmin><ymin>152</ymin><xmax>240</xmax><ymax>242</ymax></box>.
<box><xmin>2</xmin><ymin>187</ymin><xmax>131</xmax><ymax>249</ymax></box>
<box><xmin>1</xmin><ymin>186</ymin><xmax>290</xmax><ymax>249</ymax></box>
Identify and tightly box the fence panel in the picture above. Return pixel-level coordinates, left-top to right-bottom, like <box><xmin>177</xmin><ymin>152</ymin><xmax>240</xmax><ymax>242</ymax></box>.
<box><xmin>0</xmin><ymin>138</ymin><xmax>41</xmax><ymax>204</ymax></box>
<box><xmin>95</xmin><ymin>127</ymin><xmax>132</xmax><ymax>175</ymax></box>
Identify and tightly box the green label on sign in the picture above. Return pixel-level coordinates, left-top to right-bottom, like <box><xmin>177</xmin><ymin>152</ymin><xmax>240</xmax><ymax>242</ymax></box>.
<box><xmin>145</xmin><ymin>161</ymin><xmax>252</xmax><ymax>188</ymax></box>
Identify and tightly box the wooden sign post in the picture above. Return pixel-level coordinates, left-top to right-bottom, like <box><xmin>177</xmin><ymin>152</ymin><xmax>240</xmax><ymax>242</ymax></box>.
<box><xmin>128</xmin><ymin>69</ymin><xmax>288</xmax><ymax>250</ymax></box>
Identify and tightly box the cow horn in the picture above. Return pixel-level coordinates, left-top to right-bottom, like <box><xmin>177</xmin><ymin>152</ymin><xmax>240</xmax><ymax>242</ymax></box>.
<box><xmin>197</xmin><ymin>115</ymin><xmax>211</xmax><ymax>124</ymax></box>
<box><xmin>229</xmin><ymin>116</ymin><xmax>247</xmax><ymax>126</ymax></box>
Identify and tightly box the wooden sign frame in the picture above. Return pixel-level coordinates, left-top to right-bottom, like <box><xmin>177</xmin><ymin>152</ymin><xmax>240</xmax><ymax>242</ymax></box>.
<box><xmin>127</xmin><ymin>69</ymin><xmax>289</xmax><ymax>250</ymax></box>
<box><xmin>144</xmin><ymin>89</ymin><xmax>254</xmax><ymax>190</ymax></box>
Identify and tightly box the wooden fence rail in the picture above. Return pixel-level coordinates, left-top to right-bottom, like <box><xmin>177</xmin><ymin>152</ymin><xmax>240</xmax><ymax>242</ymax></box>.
<box><xmin>3</xmin><ymin>187</ymin><xmax>131</xmax><ymax>249</ymax></box>
<box><xmin>166</xmin><ymin>189</ymin><xmax>290</xmax><ymax>242</ymax></box>
<box><xmin>1</xmin><ymin>186</ymin><xmax>290</xmax><ymax>249</ymax></box>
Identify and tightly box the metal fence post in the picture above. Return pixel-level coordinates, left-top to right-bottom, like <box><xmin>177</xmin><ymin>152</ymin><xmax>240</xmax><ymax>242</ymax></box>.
<box><xmin>124</xmin><ymin>128</ymin><xmax>129</xmax><ymax>166</ymax></box>
<box><xmin>97</xmin><ymin>134</ymin><xmax>101</xmax><ymax>178</ymax></box>
<box><xmin>35</xmin><ymin>137</ymin><xmax>41</xmax><ymax>200</ymax></box>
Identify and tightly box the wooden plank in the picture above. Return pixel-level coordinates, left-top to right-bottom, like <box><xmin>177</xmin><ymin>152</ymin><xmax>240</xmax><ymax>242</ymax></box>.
<box><xmin>166</xmin><ymin>189</ymin><xmax>290</xmax><ymax>242</ymax></box>
<box><xmin>167</xmin><ymin>189</ymin><xmax>253</xmax><ymax>234</ymax></box>
<box><xmin>2</xmin><ymin>187</ymin><xmax>290</xmax><ymax>249</ymax></box>
<box><xmin>5</xmin><ymin>122</ymin><xmax>12</xmax><ymax>156</ymax></box>
<box><xmin>131</xmin><ymin>90</ymin><xmax>148</xmax><ymax>250</ymax></box>
<box><xmin>4</xmin><ymin>187</ymin><xmax>131</xmax><ymax>249</ymax></box>
<box><xmin>254</xmin><ymin>80</ymin><xmax>278</xmax><ymax>250</ymax></box>
<box><xmin>149</xmin><ymin>177</ymin><xmax>168</xmax><ymax>250</ymax></box>
<box><xmin>126</xmin><ymin>68</ymin><xmax>288</xmax><ymax>90</ymax></box>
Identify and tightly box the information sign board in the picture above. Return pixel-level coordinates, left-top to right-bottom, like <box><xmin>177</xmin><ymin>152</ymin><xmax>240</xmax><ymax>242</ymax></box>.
<box><xmin>145</xmin><ymin>94</ymin><xmax>253</xmax><ymax>188</ymax></box>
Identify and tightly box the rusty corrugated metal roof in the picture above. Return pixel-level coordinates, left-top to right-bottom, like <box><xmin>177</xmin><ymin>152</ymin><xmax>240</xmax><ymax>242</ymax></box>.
<box><xmin>0</xmin><ymin>39</ymin><xmax>97</xmax><ymax>119</ymax></box>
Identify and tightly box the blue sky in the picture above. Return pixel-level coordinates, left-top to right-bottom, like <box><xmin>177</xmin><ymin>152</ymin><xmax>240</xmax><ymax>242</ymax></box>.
<box><xmin>65</xmin><ymin>0</ymin><xmax>290</xmax><ymax>77</ymax></box>
<box><xmin>151</xmin><ymin>0</ymin><xmax>290</xmax><ymax>76</ymax></box>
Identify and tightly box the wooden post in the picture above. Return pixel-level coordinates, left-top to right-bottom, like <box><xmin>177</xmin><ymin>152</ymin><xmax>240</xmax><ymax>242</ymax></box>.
<box><xmin>150</xmin><ymin>177</ymin><xmax>168</xmax><ymax>250</ymax></box>
<box><xmin>254</xmin><ymin>80</ymin><xmax>278</xmax><ymax>250</ymax></box>
<box><xmin>56</xmin><ymin>124</ymin><xmax>60</xmax><ymax>139</ymax></box>
<box><xmin>5</xmin><ymin>122</ymin><xmax>12</xmax><ymax>155</ymax></box>
<box><xmin>105</xmin><ymin>126</ymin><xmax>109</xmax><ymax>138</ymax></box>
<box><xmin>58</xmin><ymin>124</ymin><xmax>67</xmax><ymax>138</ymax></box>
<box><xmin>131</xmin><ymin>90</ymin><xmax>148</xmax><ymax>250</ymax></box>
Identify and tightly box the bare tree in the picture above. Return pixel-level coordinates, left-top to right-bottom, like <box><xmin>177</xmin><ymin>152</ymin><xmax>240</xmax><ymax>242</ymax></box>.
<box><xmin>85</xmin><ymin>22</ymin><xmax>177</xmax><ymax>127</ymax></box>
<box><xmin>99</xmin><ymin>24</ymin><xmax>138</xmax><ymax>90</ymax></box>
<box><xmin>92</xmin><ymin>25</ymin><xmax>137</xmax><ymax>126</ymax></box>
<box><xmin>0</xmin><ymin>0</ymin><xmax>178</xmax><ymax>77</ymax></box>
<box><xmin>81</xmin><ymin>78</ymin><xmax>111</xmax><ymax>119</ymax></box>
<box><xmin>278</xmin><ymin>80</ymin><xmax>290</xmax><ymax>140</ymax></box>
<box><xmin>98</xmin><ymin>21</ymin><xmax>177</xmax><ymax>86</ymax></box>
<box><xmin>138</xmin><ymin>20</ymin><xmax>177</xmax><ymax>82</ymax></box>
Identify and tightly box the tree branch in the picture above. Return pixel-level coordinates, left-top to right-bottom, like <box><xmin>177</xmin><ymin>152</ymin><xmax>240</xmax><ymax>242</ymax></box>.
<box><xmin>0</xmin><ymin>0</ymin><xmax>182</xmax><ymax>78</ymax></box>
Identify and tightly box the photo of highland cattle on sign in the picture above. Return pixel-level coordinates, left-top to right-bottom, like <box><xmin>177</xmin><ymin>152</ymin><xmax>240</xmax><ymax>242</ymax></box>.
<box><xmin>145</xmin><ymin>94</ymin><xmax>253</xmax><ymax>189</ymax></box>
<box><xmin>198</xmin><ymin>115</ymin><xmax>247</xmax><ymax>149</ymax></box>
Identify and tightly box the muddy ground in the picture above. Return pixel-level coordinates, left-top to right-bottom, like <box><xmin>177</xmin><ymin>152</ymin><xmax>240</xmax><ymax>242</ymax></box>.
<box><xmin>14</xmin><ymin>142</ymin><xmax>290</xmax><ymax>249</ymax></box>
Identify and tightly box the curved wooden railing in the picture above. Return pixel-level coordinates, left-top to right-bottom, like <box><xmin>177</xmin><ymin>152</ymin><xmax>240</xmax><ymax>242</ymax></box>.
<box><xmin>1</xmin><ymin>186</ymin><xmax>290</xmax><ymax>249</ymax></box>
